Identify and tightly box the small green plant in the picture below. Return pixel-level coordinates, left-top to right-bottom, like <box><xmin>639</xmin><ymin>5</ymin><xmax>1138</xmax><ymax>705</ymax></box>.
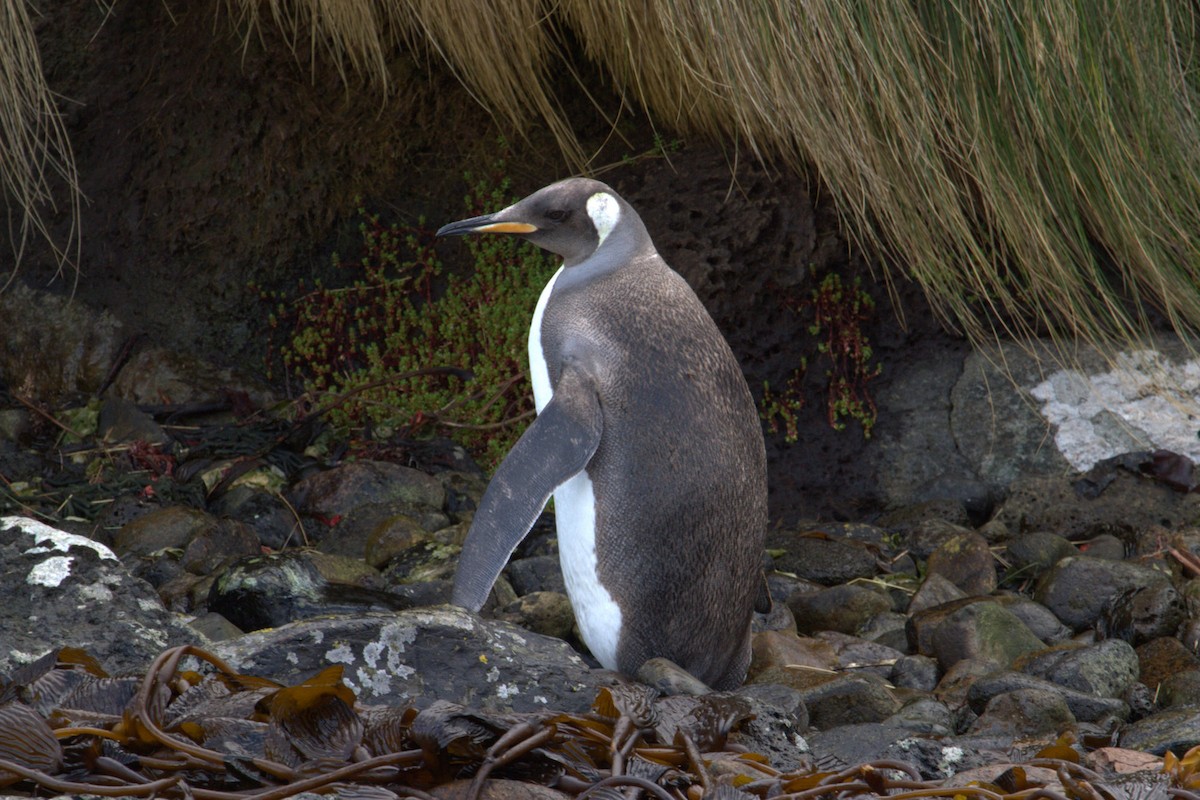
<box><xmin>810</xmin><ymin>273</ymin><xmax>881</xmax><ymax>437</ymax></box>
<box><xmin>262</xmin><ymin>161</ymin><xmax>556</xmax><ymax>468</ymax></box>
<box><xmin>760</xmin><ymin>366</ymin><xmax>805</xmax><ymax>444</ymax></box>
<box><xmin>759</xmin><ymin>270</ymin><xmax>882</xmax><ymax>441</ymax></box>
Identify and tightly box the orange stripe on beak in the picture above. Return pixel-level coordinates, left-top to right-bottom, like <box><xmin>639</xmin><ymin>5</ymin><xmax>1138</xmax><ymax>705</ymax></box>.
<box><xmin>475</xmin><ymin>221</ymin><xmax>538</xmax><ymax>234</ymax></box>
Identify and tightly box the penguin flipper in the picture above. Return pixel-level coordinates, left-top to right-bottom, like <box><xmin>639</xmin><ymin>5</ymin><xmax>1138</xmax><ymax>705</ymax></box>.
<box><xmin>451</xmin><ymin>366</ymin><xmax>603</xmax><ymax>611</ymax></box>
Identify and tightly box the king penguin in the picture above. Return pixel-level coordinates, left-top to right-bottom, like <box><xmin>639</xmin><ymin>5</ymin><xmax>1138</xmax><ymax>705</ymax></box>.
<box><xmin>437</xmin><ymin>177</ymin><xmax>767</xmax><ymax>691</ymax></box>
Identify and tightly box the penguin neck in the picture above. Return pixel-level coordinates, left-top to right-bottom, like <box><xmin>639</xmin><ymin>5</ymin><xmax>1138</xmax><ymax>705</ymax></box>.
<box><xmin>561</xmin><ymin>230</ymin><xmax>653</xmax><ymax>287</ymax></box>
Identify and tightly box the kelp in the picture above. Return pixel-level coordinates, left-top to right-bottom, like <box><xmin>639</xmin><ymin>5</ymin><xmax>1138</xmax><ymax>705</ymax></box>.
<box><xmin>0</xmin><ymin>644</ymin><xmax>1188</xmax><ymax>799</ymax></box>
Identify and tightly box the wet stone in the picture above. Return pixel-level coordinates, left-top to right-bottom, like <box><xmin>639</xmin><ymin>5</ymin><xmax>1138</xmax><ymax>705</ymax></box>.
<box><xmin>1016</xmin><ymin>638</ymin><xmax>1140</xmax><ymax>699</ymax></box>
<box><xmin>748</xmin><ymin>630</ymin><xmax>838</xmax><ymax>682</ymax></box>
<box><xmin>365</xmin><ymin>513</ymin><xmax>431</xmax><ymax>570</ymax></box>
<box><xmin>113</xmin><ymin>505</ymin><xmax>213</xmax><ymax>558</ymax></box>
<box><xmin>907</xmin><ymin>573</ymin><xmax>969</xmax><ymax>615</ymax></box>
<box><xmin>1120</xmin><ymin>706</ymin><xmax>1200</xmax><ymax>756</ymax></box>
<box><xmin>815</xmin><ymin>631</ymin><xmax>904</xmax><ymax>679</ymax></box>
<box><xmin>967</xmin><ymin>671</ymin><xmax>1130</xmax><ymax>724</ymax></box>
<box><xmin>207</xmin><ymin>550</ymin><xmax>409</xmax><ymax>631</ymax></box>
<box><xmin>210</xmin><ymin>486</ymin><xmax>299</xmax><ymax>550</ymax></box>
<box><xmin>1156</xmin><ymin>669</ymin><xmax>1200</xmax><ymax>709</ymax></box>
<box><xmin>991</xmin><ymin>594</ymin><xmax>1072</xmax><ymax>644</ymax></box>
<box><xmin>890</xmin><ymin>654</ymin><xmax>940</xmax><ymax>692</ymax></box>
<box><xmin>856</xmin><ymin>610</ymin><xmax>909</xmax><ymax>651</ymax></box>
<box><xmin>899</xmin><ymin>519</ymin><xmax>975</xmax><ymax>561</ymax></box>
<box><xmin>968</xmin><ymin>687</ymin><xmax>1076</xmax><ymax>738</ymax></box>
<box><xmin>382</xmin><ymin>540</ymin><xmax>461</xmax><ymax>584</ymax></box>
<box><xmin>288</xmin><ymin>460</ymin><xmax>446</xmax><ymax>520</ymax></box>
<box><xmin>765</xmin><ymin>528</ymin><xmax>878</xmax><ymax>585</ymax></box>
<box><xmin>506</xmin><ymin>554</ymin><xmax>566</xmax><ymax>596</ymax></box>
<box><xmin>887</xmin><ymin>696</ymin><xmax>954</xmax><ymax>735</ymax></box>
<box><xmin>1078</xmin><ymin>533</ymin><xmax>1127</xmax><ymax>560</ymax></box>
<box><xmin>1135</xmin><ymin>636</ymin><xmax>1200</xmax><ymax>691</ymax></box>
<box><xmin>1004</xmin><ymin>532</ymin><xmax>1078</xmax><ymax>576</ymax></box>
<box><xmin>495</xmin><ymin>591</ymin><xmax>575</xmax><ymax>641</ymax></box>
<box><xmin>925</xmin><ymin>530</ymin><xmax>997</xmax><ymax>596</ymax></box>
<box><xmin>1101</xmin><ymin>584</ymin><xmax>1186</xmax><ymax>645</ymax></box>
<box><xmin>795</xmin><ymin>673</ymin><xmax>902</xmax><ymax>729</ymax></box>
<box><xmin>1034</xmin><ymin>556</ymin><xmax>1171</xmax><ymax>631</ymax></box>
<box><xmin>909</xmin><ymin>598</ymin><xmax>1044</xmax><ymax>670</ymax></box>
<box><xmin>788</xmin><ymin>583</ymin><xmax>893</xmax><ymax>636</ymax></box>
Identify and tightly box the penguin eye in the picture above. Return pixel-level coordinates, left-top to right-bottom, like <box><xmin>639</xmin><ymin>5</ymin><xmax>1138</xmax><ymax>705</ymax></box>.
<box><xmin>544</xmin><ymin>209</ymin><xmax>570</xmax><ymax>223</ymax></box>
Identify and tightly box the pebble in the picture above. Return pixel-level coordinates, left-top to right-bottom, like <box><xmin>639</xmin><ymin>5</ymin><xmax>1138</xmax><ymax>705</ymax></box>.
<box><xmin>766</xmin><ymin>528</ymin><xmax>878</xmax><ymax>585</ymax></box>
<box><xmin>910</xmin><ymin>599</ymin><xmax>1045</xmax><ymax>670</ymax></box>
<box><xmin>1015</xmin><ymin>638</ymin><xmax>1140</xmax><ymax>698</ymax></box>
<box><xmin>967</xmin><ymin>687</ymin><xmax>1076</xmax><ymax>738</ymax></box>
<box><xmin>925</xmin><ymin>530</ymin><xmax>997</xmax><ymax>595</ymax></box>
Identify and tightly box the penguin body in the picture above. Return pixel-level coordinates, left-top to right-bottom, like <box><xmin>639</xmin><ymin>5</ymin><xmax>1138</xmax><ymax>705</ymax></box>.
<box><xmin>438</xmin><ymin>178</ymin><xmax>767</xmax><ymax>690</ymax></box>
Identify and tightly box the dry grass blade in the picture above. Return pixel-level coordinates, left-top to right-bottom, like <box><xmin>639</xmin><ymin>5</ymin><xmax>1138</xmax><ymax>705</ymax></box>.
<box><xmin>220</xmin><ymin>0</ymin><xmax>1200</xmax><ymax>362</ymax></box>
<box><xmin>0</xmin><ymin>0</ymin><xmax>80</xmax><ymax>290</ymax></box>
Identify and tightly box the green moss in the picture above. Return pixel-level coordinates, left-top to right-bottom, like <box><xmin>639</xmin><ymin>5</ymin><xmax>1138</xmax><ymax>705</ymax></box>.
<box><xmin>264</xmin><ymin>161</ymin><xmax>555</xmax><ymax>468</ymax></box>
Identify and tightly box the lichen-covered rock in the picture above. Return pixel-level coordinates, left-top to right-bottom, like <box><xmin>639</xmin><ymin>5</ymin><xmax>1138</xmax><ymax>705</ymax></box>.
<box><xmin>210</xmin><ymin>607</ymin><xmax>608</xmax><ymax>713</ymax></box>
<box><xmin>0</xmin><ymin>516</ymin><xmax>202</xmax><ymax>675</ymax></box>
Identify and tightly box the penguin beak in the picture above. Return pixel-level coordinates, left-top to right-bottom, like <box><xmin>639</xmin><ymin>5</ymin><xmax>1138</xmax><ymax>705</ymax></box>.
<box><xmin>436</xmin><ymin>213</ymin><xmax>538</xmax><ymax>237</ymax></box>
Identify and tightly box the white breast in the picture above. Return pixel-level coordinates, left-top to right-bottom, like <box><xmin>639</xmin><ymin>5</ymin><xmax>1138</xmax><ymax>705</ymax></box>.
<box><xmin>527</xmin><ymin>263</ymin><xmax>623</xmax><ymax>670</ymax></box>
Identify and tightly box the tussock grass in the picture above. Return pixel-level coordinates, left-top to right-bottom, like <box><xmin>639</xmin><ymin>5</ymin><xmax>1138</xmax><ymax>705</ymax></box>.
<box><xmin>227</xmin><ymin>0</ymin><xmax>1200</xmax><ymax>354</ymax></box>
<box><xmin>0</xmin><ymin>1</ymin><xmax>80</xmax><ymax>289</ymax></box>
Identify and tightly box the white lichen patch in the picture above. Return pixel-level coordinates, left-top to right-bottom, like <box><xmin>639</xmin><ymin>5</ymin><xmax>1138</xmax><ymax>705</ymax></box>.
<box><xmin>1030</xmin><ymin>350</ymin><xmax>1200</xmax><ymax>470</ymax></box>
<box><xmin>80</xmin><ymin>582</ymin><xmax>116</xmax><ymax>603</ymax></box>
<box><xmin>5</xmin><ymin>516</ymin><xmax>117</xmax><ymax>560</ymax></box>
<box><xmin>496</xmin><ymin>683</ymin><xmax>519</xmax><ymax>700</ymax></box>
<box><xmin>355</xmin><ymin>666</ymin><xmax>392</xmax><ymax>695</ymax></box>
<box><xmin>486</xmin><ymin>666</ymin><xmax>501</xmax><ymax>683</ymax></box>
<box><xmin>325</xmin><ymin>643</ymin><xmax>356</xmax><ymax>665</ymax></box>
<box><xmin>27</xmin><ymin>556</ymin><xmax>74</xmax><ymax>588</ymax></box>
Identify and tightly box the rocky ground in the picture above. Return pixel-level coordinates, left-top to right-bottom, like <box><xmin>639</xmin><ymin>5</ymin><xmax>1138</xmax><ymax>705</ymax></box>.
<box><xmin>2</xmin><ymin>342</ymin><xmax>1200</xmax><ymax>796</ymax></box>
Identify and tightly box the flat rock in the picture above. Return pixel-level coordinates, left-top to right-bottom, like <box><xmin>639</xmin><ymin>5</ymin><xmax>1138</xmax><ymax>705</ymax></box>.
<box><xmin>210</xmin><ymin>606</ymin><xmax>608</xmax><ymax>713</ymax></box>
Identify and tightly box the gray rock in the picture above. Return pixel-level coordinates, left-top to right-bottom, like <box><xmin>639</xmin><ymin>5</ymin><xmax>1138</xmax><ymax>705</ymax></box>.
<box><xmin>1017</xmin><ymin>639</ymin><xmax>1140</xmax><ymax>698</ymax></box>
<box><xmin>98</xmin><ymin>394</ymin><xmax>167</xmax><ymax>444</ymax></box>
<box><xmin>210</xmin><ymin>607</ymin><xmax>607</xmax><ymax>712</ymax></box>
<box><xmin>1101</xmin><ymin>584</ymin><xmax>1186</xmax><ymax>646</ymax></box>
<box><xmin>814</xmin><ymin>631</ymin><xmax>905</xmax><ymax>679</ymax></box>
<box><xmin>966</xmin><ymin>671</ymin><xmax>1130</xmax><ymax>723</ymax></box>
<box><xmin>995</xmin><ymin>472</ymin><xmax>1200</xmax><ymax>540</ymax></box>
<box><xmin>506</xmin><ymin>554</ymin><xmax>566</xmax><ymax>595</ymax></box>
<box><xmin>1157</xmin><ymin>670</ymin><xmax>1200</xmax><ymax>709</ymax></box>
<box><xmin>967</xmin><ymin>687</ymin><xmax>1076</xmax><ymax>737</ymax></box>
<box><xmin>909</xmin><ymin>599</ymin><xmax>1045</xmax><ymax>670</ymax></box>
<box><xmin>796</xmin><ymin>673</ymin><xmax>901</xmax><ymax>729</ymax></box>
<box><xmin>1004</xmin><ymin>532</ymin><xmax>1078</xmax><ymax>576</ymax></box>
<box><xmin>496</xmin><ymin>591</ymin><xmax>575</xmax><ymax>640</ymax></box>
<box><xmin>0</xmin><ymin>284</ymin><xmax>126</xmax><ymax>401</ymax></box>
<box><xmin>907</xmin><ymin>573</ymin><xmax>969</xmax><ymax>614</ymax></box>
<box><xmin>766</xmin><ymin>529</ymin><xmax>878</xmax><ymax>585</ymax></box>
<box><xmin>1120</xmin><ymin>707</ymin><xmax>1200</xmax><ymax>756</ymax></box>
<box><xmin>991</xmin><ymin>594</ymin><xmax>1072</xmax><ymax>644</ymax></box>
<box><xmin>207</xmin><ymin>550</ymin><xmax>408</xmax><ymax>631</ymax></box>
<box><xmin>887</xmin><ymin>696</ymin><xmax>955</xmax><ymax>735</ymax></box>
<box><xmin>111</xmin><ymin>345</ymin><xmax>276</xmax><ymax>408</ymax></box>
<box><xmin>788</xmin><ymin>584</ymin><xmax>893</xmax><ymax>636</ymax></box>
<box><xmin>1078</xmin><ymin>533</ymin><xmax>1127</xmax><ymax>560</ymax></box>
<box><xmin>0</xmin><ymin>515</ymin><xmax>202</xmax><ymax>675</ymax></box>
<box><xmin>949</xmin><ymin>345</ymin><xmax>1073</xmax><ymax>491</ymax></box>
<box><xmin>1136</xmin><ymin>636</ymin><xmax>1200</xmax><ymax>691</ymax></box>
<box><xmin>899</xmin><ymin>519</ymin><xmax>974</xmax><ymax>561</ymax></box>
<box><xmin>210</xmin><ymin>487</ymin><xmax>300</xmax><ymax>550</ymax></box>
<box><xmin>1034</xmin><ymin>556</ymin><xmax>1171</xmax><ymax>630</ymax></box>
<box><xmin>891</xmin><ymin>654</ymin><xmax>940</xmax><ymax>692</ymax></box>
<box><xmin>289</xmin><ymin>460</ymin><xmax>446</xmax><ymax>519</ymax></box>
<box><xmin>731</xmin><ymin>683</ymin><xmax>810</xmax><ymax>772</ymax></box>
<box><xmin>925</xmin><ymin>530</ymin><xmax>997</xmax><ymax>595</ymax></box>
<box><xmin>807</xmin><ymin>721</ymin><xmax>995</xmax><ymax>779</ymax></box>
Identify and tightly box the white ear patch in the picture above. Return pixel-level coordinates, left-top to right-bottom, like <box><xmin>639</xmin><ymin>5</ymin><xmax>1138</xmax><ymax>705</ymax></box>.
<box><xmin>586</xmin><ymin>192</ymin><xmax>621</xmax><ymax>247</ymax></box>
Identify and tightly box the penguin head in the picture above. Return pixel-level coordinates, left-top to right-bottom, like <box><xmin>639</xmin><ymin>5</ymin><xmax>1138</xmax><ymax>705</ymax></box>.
<box><xmin>436</xmin><ymin>178</ymin><xmax>646</xmax><ymax>267</ymax></box>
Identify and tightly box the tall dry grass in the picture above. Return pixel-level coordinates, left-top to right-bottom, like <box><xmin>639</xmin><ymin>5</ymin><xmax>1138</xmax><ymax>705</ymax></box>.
<box><xmin>225</xmin><ymin>0</ymin><xmax>1200</xmax><ymax>353</ymax></box>
<box><xmin>0</xmin><ymin>0</ymin><xmax>80</xmax><ymax>289</ymax></box>
<box><xmin>6</xmin><ymin>1</ymin><xmax>1198</xmax><ymax>356</ymax></box>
